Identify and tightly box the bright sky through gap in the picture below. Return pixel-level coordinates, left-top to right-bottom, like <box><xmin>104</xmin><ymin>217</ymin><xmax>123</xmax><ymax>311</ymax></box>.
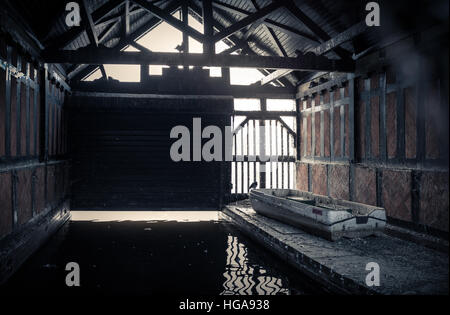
<box><xmin>85</xmin><ymin>10</ymin><xmax>265</xmax><ymax>85</ymax></box>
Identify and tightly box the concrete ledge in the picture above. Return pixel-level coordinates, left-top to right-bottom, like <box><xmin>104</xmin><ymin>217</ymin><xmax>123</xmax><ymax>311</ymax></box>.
<box><xmin>222</xmin><ymin>205</ymin><xmax>448</xmax><ymax>295</ymax></box>
<box><xmin>385</xmin><ymin>224</ymin><xmax>449</xmax><ymax>253</ymax></box>
<box><xmin>0</xmin><ymin>201</ymin><xmax>71</xmax><ymax>284</ymax></box>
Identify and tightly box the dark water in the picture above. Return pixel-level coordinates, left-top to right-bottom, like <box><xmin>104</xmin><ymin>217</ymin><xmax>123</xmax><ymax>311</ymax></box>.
<box><xmin>1</xmin><ymin>212</ymin><xmax>325</xmax><ymax>295</ymax></box>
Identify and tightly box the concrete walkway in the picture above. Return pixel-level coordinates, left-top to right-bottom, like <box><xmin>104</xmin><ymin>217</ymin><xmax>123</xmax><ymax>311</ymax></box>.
<box><xmin>222</xmin><ymin>204</ymin><xmax>448</xmax><ymax>295</ymax></box>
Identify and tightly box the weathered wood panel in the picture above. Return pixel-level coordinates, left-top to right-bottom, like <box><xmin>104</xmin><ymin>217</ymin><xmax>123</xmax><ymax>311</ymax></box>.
<box><xmin>69</xmin><ymin>95</ymin><xmax>233</xmax><ymax>210</ymax></box>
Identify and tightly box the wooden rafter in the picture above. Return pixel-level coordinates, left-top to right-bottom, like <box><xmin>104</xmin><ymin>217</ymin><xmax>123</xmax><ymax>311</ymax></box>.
<box><xmin>43</xmin><ymin>49</ymin><xmax>355</xmax><ymax>72</ymax></box>
<box><xmin>285</xmin><ymin>1</ymin><xmax>350</xmax><ymax>59</ymax></box>
<box><xmin>202</xmin><ymin>0</ymin><xmax>215</xmax><ymax>55</ymax></box>
<box><xmin>181</xmin><ymin>1</ymin><xmax>189</xmax><ymax>53</ymax></box>
<box><xmin>211</xmin><ymin>0</ymin><xmax>319</xmax><ymax>43</ymax></box>
<box><xmin>189</xmin><ymin>0</ymin><xmax>288</xmax><ymax>87</ymax></box>
<box><xmin>95</xmin><ymin>6</ymin><xmax>144</xmax><ymax>29</ymax></box>
<box><xmin>70</xmin><ymin>0</ymin><xmax>181</xmax><ymax>81</ymax></box>
<box><xmin>123</xmin><ymin>0</ymin><xmax>130</xmax><ymax>36</ymax></box>
<box><xmin>44</xmin><ymin>0</ymin><xmax>124</xmax><ymax>50</ymax></box>
<box><xmin>132</xmin><ymin>0</ymin><xmax>205</xmax><ymax>43</ymax></box>
<box><xmin>80</xmin><ymin>0</ymin><xmax>106</xmax><ymax>78</ymax></box>
<box><xmin>212</xmin><ymin>2</ymin><xmax>283</xmax><ymax>42</ymax></box>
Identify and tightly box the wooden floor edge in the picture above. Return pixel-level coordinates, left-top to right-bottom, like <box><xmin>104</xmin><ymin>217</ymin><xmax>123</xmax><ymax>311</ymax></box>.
<box><xmin>0</xmin><ymin>203</ymin><xmax>71</xmax><ymax>285</ymax></box>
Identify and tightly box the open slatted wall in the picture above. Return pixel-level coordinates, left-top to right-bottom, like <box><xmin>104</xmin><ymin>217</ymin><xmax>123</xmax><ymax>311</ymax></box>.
<box><xmin>231</xmin><ymin>116</ymin><xmax>296</xmax><ymax>194</ymax></box>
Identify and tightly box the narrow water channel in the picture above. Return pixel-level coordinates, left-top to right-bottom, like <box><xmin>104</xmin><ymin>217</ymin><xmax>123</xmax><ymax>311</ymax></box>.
<box><xmin>1</xmin><ymin>211</ymin><xmax>326</xmax><ymax>295</ymax></box>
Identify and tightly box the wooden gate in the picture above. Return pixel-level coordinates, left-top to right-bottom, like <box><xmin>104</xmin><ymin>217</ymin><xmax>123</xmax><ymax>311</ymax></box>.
<box><xmin>231</xmin><ymin>100</ymin><xmax>297</xmax><ymax>195</ymax></box>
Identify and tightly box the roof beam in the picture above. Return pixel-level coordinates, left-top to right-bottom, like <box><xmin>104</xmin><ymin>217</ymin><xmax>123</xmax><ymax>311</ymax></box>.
<box><xmin>98</xmin><ymin>20</ymin><xmax>120</xmax><ymax>43</ymax></box>
<box><xmin>211</xmin><ymin>0</ymin><xmax>251</xmax><ymax>16</ymax></box>
<box><xmin>212</xmin><ymin>2</ymin><xmax>283</xmax><ymax>42</ymax></box>
<box><xmin>80</xmin><ymin>0</ymin><xmax>106</xmax><ymax>78</ymax></box>
<box><xmin>202</xmin><ymin>0</ymin><xmax>215</xmax><ymax>55</ymax></box>
<box><xmin>132</xmin><ymin>0</ymin><xmax>205</xmax><ymax>43</ymax></box>
<box><xmin>284</xmin><ymin>1</ymin><xmax>350</xmax><ymax>59</ymax></box>
<box><xmin>189</xmin><ymin>0</ymin><xmax>288</xmax><ymax>87</ymax></box>
<box><xmin>181</xmin><ymin>1</ymin><xmax>189</xmax><ymax>53</ymax></box>
<box><xmin>260</xmin><ymin>68</ymin><xmax>292</xmax><ymax>86</ymax></box>
<box><xmin>44</xmin><ymin>0</ymin><xmax>124</xmax><ymax>50</ymax></box>
<box><xmin>80</xmin><ymin>0</ymin><xmax>100</xmax><ymax>46</ymax></box>
<box><xmin>260</xmin><ymin>22</ymin><xmax>367</xmax><ymax>86</ymax></box>
<box><xmin>309</xmin><ymin>21</ymin><xmax>367</xmax><ymax>56</ymax></box>
<box><xmin>44</xmin><ymin>49</ymin><xmax>355</xmax><ymax>72</ymax></box>
<box><xmin>263</xmin><ymin>19</ymin><xmax>319</xmax><ymax>44</ymax></box>
<box><xmin>211</xmin><ymin>0</ymin><xmax>319</xmax><ymax>43</ymax></box>
<box><xmin>70</xmin><ymin>0</ymin><xmax>181</xmax><ymax>81</ymax></box>
<box><xmin>95</xmin><ymin>6</ymin><xmax>145</xmax><ymax>29</ymax></box>
<box><xmin>123</xmin><ymin>0</ymin><xmax>130</xmax><ymax>36</ymax></box>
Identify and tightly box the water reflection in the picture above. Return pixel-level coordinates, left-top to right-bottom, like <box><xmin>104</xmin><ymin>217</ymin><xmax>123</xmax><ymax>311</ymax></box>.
<box><xmin>222</xmin><ymin>235</ymin><xmax>290</xmax><ymax>295</ymax></box>
<box><xmin>1</xmin><ymin>212</ymin><xmax>320</xmax><ymax>295</ymax></box>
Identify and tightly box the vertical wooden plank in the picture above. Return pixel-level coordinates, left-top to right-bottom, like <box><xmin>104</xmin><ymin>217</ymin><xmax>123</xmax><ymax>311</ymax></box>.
<box><xmin>274</xmin><ymin>120</ymin><xmax>278</xmax><ymax>188</ymax></box>
<box><xmin>379</xmin><ymin>72</ymin><xmax>387</xmax><ymax>160</ymax></box>
<box><xmin>296</xmin><ymin>98</ymin><xmax>301</xmax><ymax>161</ymax></box>
<box><xmin>253</xmin><ymin>120</ymin><xmax>256</xmax><ymax>186</ymax></box>
<box><xmin>241</xmin><ymin>123</ymin><xmax>244</xmax><ymax>193</ymax></box>
<box><xmin>20</xmin><ymin>66</ymin><xmax>27</xmax><ymax>156</ymax></box>
<box><xmin>364</xmin><ymin>79</ymin><xmax>371</xmax><ymax>160</ymax></box>
<box><xmin>202</xmin><ymin>0</ymin><xmax>215</xmax><ymax>55</ymax></box>
<box><xmin>281</xmin><ymin>123</ymin><xmax>284</xmax><ymax>188</ymax></box>
<box><xmin>5</xmin><ymin>46</ymin><xmax>12</xmax><ymax>157</ymax></box>
<box><xmin>259</xmin><ymin>99</ymin><xmax>267</xmax><ymax>188</ymax></box>
<box><xmin>348</xmin><ymin>77</ymin><xmax>355</xmax><ymax>161</ymax></box>
<box><xmin>0</xmin><ymin>64</ymin><xmax>6</xmax><ymax>157</ymax></box>
<box><xmin>287</xmin><ymin>133</ymin><xmax>290</xmax><ymax>189</ymax></box>
<box><xmin>25</xmin><ymin>62</ymin><xmax>31</xmax><ymax>156</ymax></box>
<box><xmin>15</xmin><ymin>55</ymin><xmax>22</xmax><ymax>157</ymax></box>
<box><xmin>268</xmin><ymin>119</ymin><xmax>272</xmax><ymax>188</ymax></box>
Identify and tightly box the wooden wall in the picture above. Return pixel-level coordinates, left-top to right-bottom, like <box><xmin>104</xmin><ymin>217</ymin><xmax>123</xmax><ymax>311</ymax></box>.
<box><xmin>0</xmin><ymin>33</ymin><xmax>70</xmax><ymax>282</ymax></box>
<box><xmin>68</xmin><ymin>94</ymin><xmax>233</xmax><ymax>210</ymax></box>
<box><xmin>295</xmin><ymin>32</ymin><xmax>449</xmax><ymax>237</ymax></box>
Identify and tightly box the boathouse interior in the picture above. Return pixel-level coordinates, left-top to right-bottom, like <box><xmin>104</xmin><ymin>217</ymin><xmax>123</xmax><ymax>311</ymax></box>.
<box><xmin>0</xmin><ymin>0</ymin><xmax>448</xmax><ymax>294</ymax></box>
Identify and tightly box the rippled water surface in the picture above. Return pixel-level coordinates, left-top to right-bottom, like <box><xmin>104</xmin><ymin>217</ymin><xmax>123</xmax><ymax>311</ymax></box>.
<box><xmin>1</xmin><ymin>211</ymin><xmax>325</xmax><ymax>295</ymax></box>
